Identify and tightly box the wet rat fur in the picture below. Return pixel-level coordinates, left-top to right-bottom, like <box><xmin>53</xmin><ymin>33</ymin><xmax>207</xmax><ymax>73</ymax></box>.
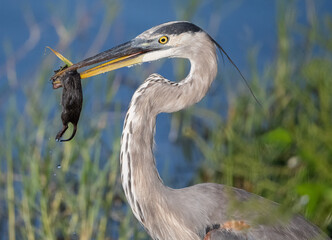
<box><xmin>55</xmin><ymin>69</ymin><xmax>83</xmax><ymax>142</ymax></box>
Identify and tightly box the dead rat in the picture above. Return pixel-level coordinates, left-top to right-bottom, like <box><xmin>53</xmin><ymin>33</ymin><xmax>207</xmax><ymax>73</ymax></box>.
<box><xmin>54</xmin><ymin>69</ymin><xmax>83</xmax><ymax>142</ymax></box>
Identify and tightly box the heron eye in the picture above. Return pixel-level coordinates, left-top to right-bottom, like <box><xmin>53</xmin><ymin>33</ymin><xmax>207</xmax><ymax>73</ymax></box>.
<box><xmin>158</xmin><ymin>36</ymin><xmax>168</xmax><ymax>44</ymax></box>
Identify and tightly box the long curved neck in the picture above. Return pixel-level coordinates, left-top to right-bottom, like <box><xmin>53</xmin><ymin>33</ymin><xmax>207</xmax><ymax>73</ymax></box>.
<box><xmin>120</xmin><ymin>44</ymin><xmax>217</xmax><ymax>239</ymax></box>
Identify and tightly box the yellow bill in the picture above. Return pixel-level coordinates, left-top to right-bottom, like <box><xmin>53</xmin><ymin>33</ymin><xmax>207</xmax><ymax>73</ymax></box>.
<box><xmin>49</xmin><ymin>38</ymin><xmax>156</xmax><ymax>85</ymax></box>
<box><xmin>80</xmin><ymin>53</ymin><xmax>143</xmax><ymax>79</ymax></box>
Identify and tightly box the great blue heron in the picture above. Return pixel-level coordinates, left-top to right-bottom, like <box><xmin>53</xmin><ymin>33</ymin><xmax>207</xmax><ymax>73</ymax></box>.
<box><xmin>52</xmin><ymin>21</ymin><xmax>330</xmax><ymax>240</ymax></box>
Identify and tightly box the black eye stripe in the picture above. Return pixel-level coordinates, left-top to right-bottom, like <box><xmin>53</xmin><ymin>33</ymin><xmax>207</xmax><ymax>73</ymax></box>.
<box><xmin>154</xmin><ymin>22</ymin><xmax>202</xmax><ymax>35</ymax></box>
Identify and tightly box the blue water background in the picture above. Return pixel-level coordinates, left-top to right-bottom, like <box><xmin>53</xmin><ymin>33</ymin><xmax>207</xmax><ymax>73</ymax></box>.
<box><xmin>1</xmin><ymin>0</ymin><xmax>332</xmax><ymax>187</ymax></box>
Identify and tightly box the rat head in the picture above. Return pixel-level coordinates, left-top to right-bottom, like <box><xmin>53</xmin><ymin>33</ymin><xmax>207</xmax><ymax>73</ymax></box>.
<box><xmin>52</xmin><ymin>69</ymin><xmax>80</xmax><ymax>90</ymax></box>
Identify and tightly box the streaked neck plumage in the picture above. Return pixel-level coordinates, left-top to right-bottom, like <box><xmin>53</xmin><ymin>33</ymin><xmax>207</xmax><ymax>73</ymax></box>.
<box><xmin>120</xmin><ymin>33</ymin><xmax>218</xmax><ymax>240</ymax></box>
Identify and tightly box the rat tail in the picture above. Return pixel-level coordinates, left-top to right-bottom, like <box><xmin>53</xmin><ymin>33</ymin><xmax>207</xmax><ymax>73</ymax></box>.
<box><xmin>60</xmin><ymin>125</ymin><xmax>77</xmax><ymax>142</ymax></box>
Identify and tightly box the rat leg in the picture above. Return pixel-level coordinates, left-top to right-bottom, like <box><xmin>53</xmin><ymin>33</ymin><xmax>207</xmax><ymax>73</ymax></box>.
<box><xmin>60</xmin><ymin>124</ymin><xmax>77</xmax><ymax>142</ymax></box>
<box><xmin>55</xmin><ymin>124</ymin><xmax>68</xmax><ymax>142</ymax></box>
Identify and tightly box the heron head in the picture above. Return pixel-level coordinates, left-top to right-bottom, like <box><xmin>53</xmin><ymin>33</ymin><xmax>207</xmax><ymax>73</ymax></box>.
<box><xmin>52</xmin><ymin>21</ymin><xmax>212</xmax><ymax>80</ymax></box>
<box><xmin>133</xmin><ymin>21</ymin><xmax>208</xmax><ymax>62</ymax></box>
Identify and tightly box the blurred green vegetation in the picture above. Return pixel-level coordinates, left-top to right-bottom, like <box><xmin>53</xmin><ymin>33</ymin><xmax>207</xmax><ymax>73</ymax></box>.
<box><xmin>0</xmin><ymin>1</ymin><xmax>151</xmax><ymax>239</ymax></box>
<box><xmin>0</xmin><ymin>0</ymin><xmax>331</xmax><ymax>240</ymax></box>
<box><xmin>184</xmin><ymin>2</ymin><xmax>332</xmax><ymax>236</ymax></box>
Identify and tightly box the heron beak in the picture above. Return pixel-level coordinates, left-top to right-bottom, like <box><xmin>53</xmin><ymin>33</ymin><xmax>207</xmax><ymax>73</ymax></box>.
<box><xmin>79</xmin><ymin>41</ymin><xmax>149</xmax><ymax>79</ymax></box>
<box><xmin>50</xmin><ymin>39</ymin><xmax>154</xmax><ymax>86</ymax></box>
<box><xmin>59</xmin><ymin>40</ymin><xmax>149</xmax><ymax>78</ymax></box>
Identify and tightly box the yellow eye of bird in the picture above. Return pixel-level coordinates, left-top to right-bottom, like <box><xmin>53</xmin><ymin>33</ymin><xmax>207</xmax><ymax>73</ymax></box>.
<box><xmin>158</xmin><ymin>36</ymin><xmax>168</xmax><ymax>44</ymax></box>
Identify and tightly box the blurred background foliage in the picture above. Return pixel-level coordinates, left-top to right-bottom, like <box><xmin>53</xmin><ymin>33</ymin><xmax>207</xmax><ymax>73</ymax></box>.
<box><xmin>185</xmin><ymin>1</ymin><xmax>332</xmax><ymax>236</ymax></box>
<box><xmin>0</xmin><ymin>0</ymin><xmax>331</xmax><ymax>239</ymax></box>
